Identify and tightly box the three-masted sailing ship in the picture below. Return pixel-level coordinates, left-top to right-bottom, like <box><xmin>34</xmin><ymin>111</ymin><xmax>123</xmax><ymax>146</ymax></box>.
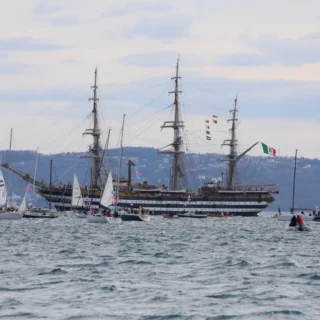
<box><xmin>1</xmin><ymin>63</ymin><xmax>279</xmax><ymax>216</ymax></box>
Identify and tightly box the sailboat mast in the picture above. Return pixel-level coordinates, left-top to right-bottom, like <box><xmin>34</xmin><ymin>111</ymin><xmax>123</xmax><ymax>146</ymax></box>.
<box><xmin>32</xmin><ymin>148</ymin><xmax>39</xmax><ymax>203</ymax></box>
<box><xmin>5</xmin><ymin>128</ymin><xmax>13</xmax><ymax>210</ymax></box>
<box><xmin>116</xmin><ymin>115</ymin><xmax>126</xmax><ymax>207</ymax></box>
<box><xmin>83</xmin><ymin>68</ymin><xmax>101</xmax><ymax>189</ymax></box>
<box><xmin>223</xmin><ymin>96</ymin><xmax>238</xmax><ymax>189</ymax></box>
<box><xmin>49</xmin><ymin>159</ymin><xmax>52</xmax><ymax>211</ymax></box>
<box><xmin>160</xmin><ymin>58</ymin><xmax>184</xmax><ymax>190</ymax></box>
<box><xmin>292</xmin><ymin>149</ymin><xmax>298</xmax><ymax>211</ymax></box>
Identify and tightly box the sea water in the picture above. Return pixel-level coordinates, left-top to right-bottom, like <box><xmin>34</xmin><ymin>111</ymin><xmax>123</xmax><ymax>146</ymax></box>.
<box><xmin>0</xmin><ymin>215</ymin><xmax>319</xmax><ymax>319</ymax></box>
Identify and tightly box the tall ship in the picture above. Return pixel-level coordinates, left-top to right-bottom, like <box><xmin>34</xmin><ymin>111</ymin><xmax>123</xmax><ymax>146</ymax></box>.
<box><xmin>2</xmin><ymin>63</ymin><xmax>279</xmax><ymax>216</ymax></box>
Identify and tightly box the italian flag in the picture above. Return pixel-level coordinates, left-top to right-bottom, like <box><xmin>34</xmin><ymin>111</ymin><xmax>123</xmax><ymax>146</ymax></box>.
<box><xmin>261</xmin><ymin>142</ymin><xmax>277</xmax><ymax>156</ymax></box>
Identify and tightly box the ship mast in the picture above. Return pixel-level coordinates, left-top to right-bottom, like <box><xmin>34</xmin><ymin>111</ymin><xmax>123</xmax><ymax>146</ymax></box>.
<box><xmin>222</xmin><ymin>96</ymin><xmax>259</xmax><ymax>189</ymax></box>
<box><xmin>160</xmin><ymin>57</ymin><xmax>184</xmax><ymax>190</ymax></box>
<box><xmin>83</xmin><ymin>68</ymin><xmax>102</xmax><ymax>188</ymax></box>
<box><xmin>222</xmin><ymin>96</ymin><xmax>238</xmax><ymax>189</ymax></box>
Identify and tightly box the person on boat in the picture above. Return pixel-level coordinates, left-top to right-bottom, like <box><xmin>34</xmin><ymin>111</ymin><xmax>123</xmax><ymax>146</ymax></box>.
<box><xmin>113</xmin><ymin>211</ymin><xmax>119</xmax><ymax>218</ymax></box>
<box><xmin>297</xmin><ymin>213</ymin><xmax>304</xmax><ymax>226</ymax></box>
<box><xmin>289</xmin><ymin>214</ymin><xmax>297</xmax><ymax>227</ymax></box>
<box><xmin>106</xmin><ymin>211</ymin><xmax>111</xmax><ymax>217</ymax></box>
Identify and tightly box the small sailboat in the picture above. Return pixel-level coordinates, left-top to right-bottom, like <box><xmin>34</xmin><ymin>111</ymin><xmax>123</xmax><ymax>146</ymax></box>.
<box><xmin>0</xmin><ymin>129</ymin><xmax>21</xmax><ymax>220</ymax></box>
<box><xmin>278</xmin><ymin>150</ymin><xmax>313</xmax><ymax>228</ymax></box>
<box><xmin>87</xmin><ymin>171</ymin><xmax>122</xmax><ymax>224</ymax></box>
<box><xmin>67</xmin><ymin>172</ymin><xmax>86</xmax><ymax>218</ymax></box>
<box><xmin>23</xmin><ymin>159</ymin><xmax>57</xmax><ymax>219</ymax></box>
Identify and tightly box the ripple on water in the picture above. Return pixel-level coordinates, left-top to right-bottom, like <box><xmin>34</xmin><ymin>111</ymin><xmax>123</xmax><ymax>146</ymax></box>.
<box><xmin>0</xmin><ymin>216</ymin><xmax>320</xmax><ymax>319</ymax></box>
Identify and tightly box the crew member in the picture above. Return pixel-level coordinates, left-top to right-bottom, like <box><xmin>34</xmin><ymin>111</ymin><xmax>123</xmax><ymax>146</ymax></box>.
<box><xmin>289</xmin><ymin>214</ymin><xmax>297</xmax><ymax>227</ymax></box>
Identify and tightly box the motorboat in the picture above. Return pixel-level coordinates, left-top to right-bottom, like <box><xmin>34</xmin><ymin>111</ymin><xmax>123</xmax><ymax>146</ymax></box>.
<box><xmin>86</xmin><ymin>212</ymin><xmax>107</xmax><ymax>223</ymax></box>
<box><xmin>120</xmin><ymin>207</ymin><xmax>150</xmax><ymax>221</ymax></box>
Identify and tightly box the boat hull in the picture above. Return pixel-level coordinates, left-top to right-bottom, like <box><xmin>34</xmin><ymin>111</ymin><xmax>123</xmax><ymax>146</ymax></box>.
<box><xmin>120</xmin><ymin>214</ymin><xmax>150</xmax><ymax>221</ymax></box>
<box><xmin>0</xmin><ymin>213</ymin><xmax>22</xmax><ymax>220</ymax></box>
<box><xmin>106</xmin><ymin>217</ymin><xmax>122</xmax><ymax>224</ymax></box>
<box><xmin>177</xmin><ymin>214</ymin><xmax>207</xmax><ymax>219</ymax></box>
<box><xmin>38</xmin><ymin>187</ymin><xmax>275</xmax><ymax>217</ymax></box>
<box><xmin>23</xmin><ymin>214</ymin><xmax>57</xmax><ymax>219</ymax></box>
<box><xmin>86</xmin><ymin>215</ymin><xmax>107</xmax><ymax>223</ymax></box>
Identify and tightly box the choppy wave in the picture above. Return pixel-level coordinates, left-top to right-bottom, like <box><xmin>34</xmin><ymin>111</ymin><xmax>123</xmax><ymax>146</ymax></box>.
<box><xmin>0</xmin><ymin>216</ymin><xmax>319</xmax><ymax>319</ymax></box>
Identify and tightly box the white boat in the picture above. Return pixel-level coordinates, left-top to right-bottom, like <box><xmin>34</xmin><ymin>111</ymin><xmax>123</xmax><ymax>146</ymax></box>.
<box><xmin>87</xmin><ymin>213</ymin><xmax>107</xmax><ymax>223</ymax></box>
<box><xmin>87</xmin><ymin>172</ymin><xmax>121</xmax><ymax>224</ymax></box>
<box><xmin>106</xmin><ymin>216</ymin><xmax>122</xmax><ymax>224</ymax></box>
<box><xmin>63</xmin><ymin>173</ymin><xmax>86</xmax><ymax>218</ymax></box>
<box><xmin>0</xmin><ymin>130</ymin><xmax>22</xmax><ymax>220</ymax></box>
<box><xmin>0</xmin><ymin>169</ymin><xmax>7</xmax><ymax>210</ymax></box>
<box><xmin>0</xmin><ymin>212</ymin><xmax>21</xmax><ymax>220</ymax></box>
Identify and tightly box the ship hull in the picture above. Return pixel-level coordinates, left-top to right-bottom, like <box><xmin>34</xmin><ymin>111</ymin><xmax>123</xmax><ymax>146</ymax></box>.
<box><xmin>38</xmin><ymin>188</ymin><xmax>274</xmax><ymax>217</ymax></box>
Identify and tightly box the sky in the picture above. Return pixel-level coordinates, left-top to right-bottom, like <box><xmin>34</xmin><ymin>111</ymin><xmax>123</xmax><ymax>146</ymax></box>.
<box><xmin>1</xmin><ymin>0</ymin><xmax>320</xmax><ymax>158</ymax></box>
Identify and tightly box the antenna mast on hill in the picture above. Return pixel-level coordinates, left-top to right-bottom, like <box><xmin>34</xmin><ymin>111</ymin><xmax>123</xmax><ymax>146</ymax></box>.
<box><xmin>159</xmin><ymin>57</ymin><xmax>185</xmax><ymax>190</ymax></box>
<box><xmin>82</xmin><ymin>67</ymin><xmax>102</xmax><ymax>188</ymax></box>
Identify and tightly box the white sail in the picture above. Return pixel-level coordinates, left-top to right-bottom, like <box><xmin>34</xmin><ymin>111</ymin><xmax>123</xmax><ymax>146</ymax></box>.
<box><xmin>19</xmin><ymin>195</ymin><xmax>27</xmax><ymax>212</ymax></box>
<box><xmin>72</xmin><ymin>173</ymin><xmax>83</xmax><ymax>207</ymax></box>
<box><xmin>0</xmin><ymin>169</ymin><xmax>7</xmax><ymax>208</ymax></box>
<box><xmin>100</xmin><ymin>172</ymin><xmax>113</xmax><ymax>208</ymax></box>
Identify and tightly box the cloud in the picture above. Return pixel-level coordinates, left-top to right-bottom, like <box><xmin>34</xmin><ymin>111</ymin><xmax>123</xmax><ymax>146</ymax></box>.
<box><xmin>34</xmin><ymin>0</ymin><xmax>90</xmax><ymax>26</ymax></box>
<box><xmin>0</xmin><ymin>62</ymin><xmax>30</xmax><ymax>75</ymax></box>
<box><xmin>34</xmin><ymin>0</ymin><xmax>63</xmax><ymax>15</ymax></box>
<box><xmin>0</xmin><ymin>37</ymin><xmax>68</xmax><ymax>52</ymax></box>
<box><xmin>63</xmin><ymin>59</ymin><xmax>80</xmax><ymax>65</ymax></box>
<box><xmin>102</xmin><ymin>3</ymin><xmax>170</xmax><ymax>17</ymax></box>
<box><xmin>0</xmin><ymin>85</ymin><xmax>88</xmax><ymax>103</ymax></box>
<box><xmin>217</xmin><ymin>53</ymin><xmax>269</xmax><ymax>66</ymax></box>
<box><xmin>217</xmin><ymin>33</ymin><xmax>320</xmax><ymax>67</ymax></box>
<box><xmin>45</xmin><ymin>15</ymin><xmax>86</xmax><ymax>26</ymax></box>
<box><xmin>129</xmin><ymin>16</ymin><xmax>193</xmax><ymax>39</ymax></box>
<box><xmin>118</xmin><ymin>52</ymin><xmax>203</xmax><ymax>68</ymax></box>
<box><xmin>2</xmin><ymin>73</ymin><xmax>319</xmax><ymax>121</ymax></box>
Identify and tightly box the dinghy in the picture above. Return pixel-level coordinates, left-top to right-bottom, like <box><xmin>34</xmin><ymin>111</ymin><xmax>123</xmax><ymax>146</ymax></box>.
<box><xmin>87</xmin><ymin>172</ymin><xmax>122</xmax><ymax>224</ymax></box>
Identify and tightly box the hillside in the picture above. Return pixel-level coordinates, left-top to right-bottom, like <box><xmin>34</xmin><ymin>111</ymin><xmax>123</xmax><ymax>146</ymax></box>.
<box><xmin>1</xmin><ymin>147</ymin><xmax>318</xmax><ymax>211</ymax></box>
